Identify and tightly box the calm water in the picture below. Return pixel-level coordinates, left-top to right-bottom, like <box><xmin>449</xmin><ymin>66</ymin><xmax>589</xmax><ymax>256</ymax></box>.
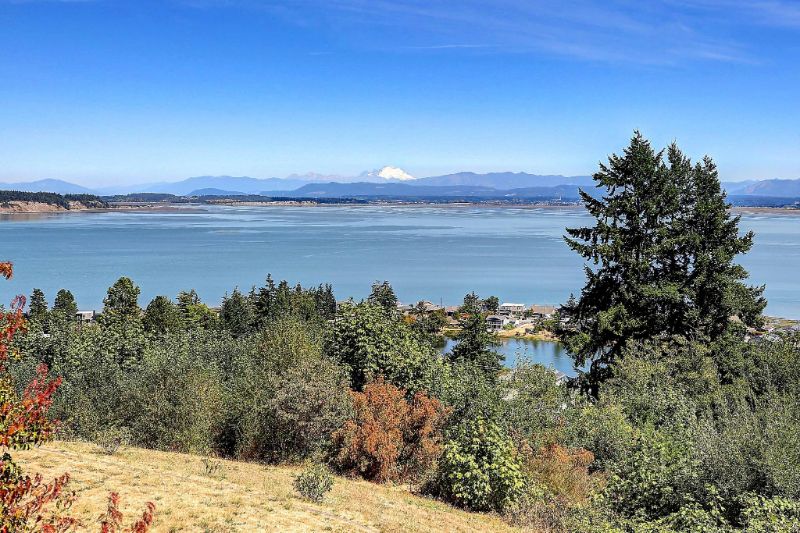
<box><xmin>443</xmin><ymin>338</ymin><xmax>577</xmax><ymax>376</ymax></box>
<box><xmin>1</xmin><ymin>205</ymin><xmax>799</xmax><ymax>321</ymax></box>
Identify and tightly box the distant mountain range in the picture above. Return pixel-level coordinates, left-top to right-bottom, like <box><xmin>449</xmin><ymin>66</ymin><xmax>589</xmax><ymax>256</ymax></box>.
<box><xmin>0</xmin><ymin>179</ymin><xmax>95</xmax><ymax>195</ymax></box>
<box><xmin>2</xmin><ymin>168</ymin><xmax>799</xmax><ymax>204</ymax></box>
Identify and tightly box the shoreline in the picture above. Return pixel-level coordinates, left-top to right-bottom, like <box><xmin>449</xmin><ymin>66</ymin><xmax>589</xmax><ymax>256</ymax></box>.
<box><xmin>3</xmin><ymin>200</ymin><xmax>799</xmax><ymax>215</ymax></box>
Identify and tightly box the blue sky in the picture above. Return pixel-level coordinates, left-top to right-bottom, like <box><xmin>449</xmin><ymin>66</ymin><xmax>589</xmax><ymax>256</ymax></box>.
<box><xmin>1</xmin><ymin>0</ymin><xmax>799</xmax><ymax>186</ymax></box>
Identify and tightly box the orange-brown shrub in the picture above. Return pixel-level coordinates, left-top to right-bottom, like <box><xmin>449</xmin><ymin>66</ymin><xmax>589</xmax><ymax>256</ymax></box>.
<box><xmin>525</xmin><ymin>443</ymin><xmax>600</xmax><ymax>505</ymax></box>
<box><xmin>331</xmin><ymin>378</ymin><xmax>449</xmax><ymax>483</ymax></box>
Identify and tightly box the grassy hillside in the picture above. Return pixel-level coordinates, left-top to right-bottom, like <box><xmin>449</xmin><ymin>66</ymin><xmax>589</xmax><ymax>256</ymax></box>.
<box><xmin>17</xmin><ymin>441</ymin><xmax>519</xmax><ymax>532</ymax></box>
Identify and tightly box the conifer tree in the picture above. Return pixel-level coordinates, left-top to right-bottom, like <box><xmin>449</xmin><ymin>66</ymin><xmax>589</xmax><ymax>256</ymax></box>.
<box><xmin>368</xmin><ymin>280</ymin><xmax>398</xmax><ymax>313</ymax></box>
<box><xmin>449</xmin><ymin>293</ymin><xmax>502</xmax><ymax>377</ymax></box>
<box><xmin>562</xmin><ymin>133</ymin><xmax>764</xmax><ymax>394</ymax></box>
<box><xmin>28</xmin><ymin>288</ymin><xmax>48</xmax><ymax>323</ymax></box>
<box><xmin>220</xmin><ymin>287</ymin><xmax>255</xmax><ymax>336</ymax></box>
<box><xmin>52</xmin><ymin>289</ymin><xmax>78</xmax><ymax>318</ymax></box>
<box><xmin>143</xmin><ymin>295</ymin><xmax>184</xmax><ymax>334</ymax></box>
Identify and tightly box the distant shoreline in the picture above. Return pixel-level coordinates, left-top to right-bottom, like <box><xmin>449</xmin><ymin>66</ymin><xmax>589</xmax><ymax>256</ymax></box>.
<box><xmin>2</xmin><ymin>199</ymin><xmax>800</xmax><ymax>215</ymax></box>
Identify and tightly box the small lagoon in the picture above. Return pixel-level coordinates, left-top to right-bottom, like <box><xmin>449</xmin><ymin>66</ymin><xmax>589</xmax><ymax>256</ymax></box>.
<box><xmin>443</xmin><ymin>337</ymin><xmax>577</xmax><ymax>376</ymax></box>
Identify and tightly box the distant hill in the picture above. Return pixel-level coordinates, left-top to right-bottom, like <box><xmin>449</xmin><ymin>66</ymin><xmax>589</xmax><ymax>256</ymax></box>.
<box><xmin>277</xmin><ymin>182</ymin><xmax>500</xmax><ymax>198</ymax></box>
<box><xmin>5</xmin><ymin>173</ymin><xmax>798</xmax><ymax>204</ymax></box>
<box><xmin>413</xmin><ymin>172</ymin><xmax>593</xmax><ymax>190</ymax></box>
<box><xmin>0</xmin><ymin>179</ymin><xmax>96</xmax><ymax>195</ymax></box>
<box><xmin>189</xmin><ymin>188</ymin><xmax>247</xmax><ymax>196</ymax></box>
<box><xmin>733</xmin><ymin>179</ymin><xmax>800</xmax><ymax>198</ymax></box>
<box><xmin>138</xmin><ymin>176</ymin><xmax>309</xmax><ymax>195</ymax></box>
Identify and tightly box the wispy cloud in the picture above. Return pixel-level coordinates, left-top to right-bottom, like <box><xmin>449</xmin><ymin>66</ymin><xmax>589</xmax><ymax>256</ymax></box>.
<box><xmin>12</xmin><ymin>0</ymin><xmax>796</xmax><ymax>64</ymax></box>
<box><xmin>178</xmin><ymin>0</ymin><xmax>796</xmax><ymax>64</ymax></box>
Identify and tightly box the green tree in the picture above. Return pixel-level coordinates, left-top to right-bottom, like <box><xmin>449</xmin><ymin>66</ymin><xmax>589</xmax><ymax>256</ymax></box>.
<box><xmin>177</xmin><ymin>289</ymin><xmax>217</xmax><ymax>330</ymax></box>
<box><xmin>142</xmin><ymin>295</ymin><xmax>184</xmax><ymax>335</ymax></box>
<box><xmin>28</xmin><ymin>288</ymin><xmax>48</xmax><ymax>323</ymax></box>
<box><xmin>98</xmin><ymin>278</ymin><xmax>146</xmax><ymax>367</ymax></box>
<box><xmin>313</xmin><ymin>283</ymin><xmax>337</xmax><ymax>321</ymax></box>
<box><xmin>250</xmin><ymin>274</ymin><xmax>277</xmax><ymax>323</ymax></box>
<box><xmin>367</xmin><ymin>280</ymin><xmax>398</xmax><ymax>313</ymax></box>
<box><xmin>220</xmin><ymin>287</ymin><xmax>255</xmax><ymax>336</ymax></box>
<box><xmin>449</xmin><ymin>293</ymin><xmax>502</xmax><ymax>377</ymax></box>
<box><xmin>326</xmin><ymin>301</ymin><xmax>442</xmax><ymax>393</ymax></box>
<box><xmin>410</xmin><ymin>301</ymin><xmax>447</xmax><ymax>347</ymax></box>
<box><xmin>103</xmin><ymin>277</ymin><xmax>140</xmax><ymax>318</ymax></box>
<box><xmin>483</xmin><ymin>295</ymin><xmax>500</xmax><ymax>313</ymax></box>
<box><xmin>562</xmin><ymin>133</ymin><xmax>764</xmax><ymax>394</ymax></box>
<box><xmin>52</xmin><ymin>289</ymin><xmax>78</xmax><ymax>318</ymax></box>
<box><xmin>682</xmin><ymin>155</ymin><xmax>766</xmax><ymax>339</ymax></box>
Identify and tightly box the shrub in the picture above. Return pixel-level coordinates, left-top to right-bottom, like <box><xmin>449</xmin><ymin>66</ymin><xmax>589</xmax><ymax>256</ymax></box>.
<box><xmin>738</xmin><ymin>494</ymin><xmax>800</xmax><ymax>533</ymax></box>
<box><xmin>505</xmin><ymin>362</ymin><xmax>569</xmax><ymax>449</ymax></box>
<box><xmin>564</xmin><ymin>402</ymin><xmax>635</xmax><ymax>469</ymax></box>
<box><xmin>602</xmin><ymin>427</ymin><xmax>701</xmax><ymax>522</ymax></box>
<box><xmin>326</xmin><ymin>301</ymin><xmax>443</xmax><ymax>393</ymax></box>
<box><xmin>524</xmin><ymin>444</ymin><xmax>599</xmax><ymax>505</ymax></box>
<box><xmin>433</xmin><ymin>417</ymin><xmax>523</xmax><ymax>512</ymax></box>
<box><xmin>120</xmin><ymin>335</ymin><xmax>224</xmax><ymax>454</ymax></box>
<box><xmin>94</xmin><ymin>426</ymin><xmax>131</xmax><ymax>455</ymax></box>
<box><xmin>294</xmin><ymin>463</ymin><xmax>335</xmax><ymax>503</ymax></box>
<box><xmin>331</xmin><ymin>378</ymin><xmax>448</xmax><ymax>483</ymax></box>
<box><xmin>100</xmin><ymin>492</ymin><xmax>156</xmax><ymax>533</ymax></box>
<box><xmin>201</xmin><ymin>455</ymin><xmax>223</xmax><ymax>477</ymax></box>
<box><xmin>228</xmin><ymin>321</ymin><xmax>352</xmax><ymax>462</ymax></box>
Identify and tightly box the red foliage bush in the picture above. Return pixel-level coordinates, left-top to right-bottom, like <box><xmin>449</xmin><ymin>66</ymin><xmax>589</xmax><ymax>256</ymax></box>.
<box><xmin>100</xmin><ymin>492</ymin><xmax>156</xmax><ymax>533</ymax></box>
<box><xmin>332</xmin><ymin>378</ymin><xmax>449</xmax><ymax>483</ymax></box>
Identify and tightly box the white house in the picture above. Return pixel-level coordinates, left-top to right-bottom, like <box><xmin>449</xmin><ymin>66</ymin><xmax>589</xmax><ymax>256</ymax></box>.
<box><xmin>76</xmin><ymin>310</ymin><xmax>96</xmax><ymax>323</ymax></box>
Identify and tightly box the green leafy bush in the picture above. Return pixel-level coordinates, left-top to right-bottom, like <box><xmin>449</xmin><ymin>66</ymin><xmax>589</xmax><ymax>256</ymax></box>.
<box><xmin>226</xmin><ymin>319</ymin><xmax>353</xmax><ymax>463</ymax></box>
<box><xmin>326</xmin><ymin>301</ymin><xmax>443</xmax><ymax>394</ymax></box>
<box><xmin>602</xmin><ymin>427</ymin><xmax>702</xmax><ymax>522</ymax></box>
<box><xmin>433</xmin><ymin>417</ymin><xmax>523</xmax><ymax>512</ymax></box>
<box><xmin>293</xmin><ymin>463</ymin><xmax>334</xmax><ymax>503</ymax></box>
<box><xmin>738</xmin><ymin>494</ymin><xmax>800</xmax><ymax>533</ymax></box>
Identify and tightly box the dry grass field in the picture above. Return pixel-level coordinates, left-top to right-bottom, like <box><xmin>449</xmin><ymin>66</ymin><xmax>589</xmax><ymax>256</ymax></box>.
<box><xmin>17</xmin><ymin>441</ymin><xmax>520</xmax><ymax>532</ymax></box>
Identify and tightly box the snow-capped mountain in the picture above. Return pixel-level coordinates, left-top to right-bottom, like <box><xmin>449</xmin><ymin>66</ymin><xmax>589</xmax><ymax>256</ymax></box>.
<box><xmin>359</xmin><ymin>166</ymin><xmax>416</xmax><ymax>182</ymax></box>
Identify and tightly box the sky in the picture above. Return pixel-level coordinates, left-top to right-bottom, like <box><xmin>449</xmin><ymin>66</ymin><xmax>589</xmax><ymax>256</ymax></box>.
<box><xmin>1</xmin><ymin>0</ymin><xmax>799</xmax><ymax>187</ymax></box>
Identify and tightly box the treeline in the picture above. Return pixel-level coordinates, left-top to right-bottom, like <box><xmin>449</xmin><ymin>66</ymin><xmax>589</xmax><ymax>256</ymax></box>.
<box><xmin>7</xmin><ymin>134</ymin><xmax>800</xmax><ymax>531</ymax></box>
<box><xmin>0</xmin><ymin>190</ymin><xmax>108</xmax><ymax>209</ymax></box>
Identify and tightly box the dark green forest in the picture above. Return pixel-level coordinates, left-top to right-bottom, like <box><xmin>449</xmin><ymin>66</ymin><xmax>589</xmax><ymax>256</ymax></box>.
<box><xmin>0</xmin><ymin>190</ymin><xmax>108</xmax><ymax>209</ymax></box>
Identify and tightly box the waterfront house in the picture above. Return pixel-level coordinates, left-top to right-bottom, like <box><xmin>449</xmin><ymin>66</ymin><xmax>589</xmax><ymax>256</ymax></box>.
<box><xmin>416</xmin><ymin>301</ymin><xmax>444</xmax><ymax>313</ymax></box>
<box><xmin>528</xmin><ymin>305</ymin><xmax>556</xmax><ymax>320</ymax></box>
<box><xmin>445</xmin><ymin>305</ymin><xmax>461</xmax><ymax>318</ymax></box>
<box><xmin>486</xmin><ymin>314</ymin><xmax>509</xmax><ymax>332</ymax></box>
<box><xmin>499</xmin><ymin>303</ymin><xmax>526</xmax><ymax>317</ymax></box>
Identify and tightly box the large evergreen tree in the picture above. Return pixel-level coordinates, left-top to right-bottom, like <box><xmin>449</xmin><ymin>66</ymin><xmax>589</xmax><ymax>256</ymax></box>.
<box><xmin>562</xmin><ymin>133</ymin><xmax>764</xmax><ymax>394</ymax></box>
